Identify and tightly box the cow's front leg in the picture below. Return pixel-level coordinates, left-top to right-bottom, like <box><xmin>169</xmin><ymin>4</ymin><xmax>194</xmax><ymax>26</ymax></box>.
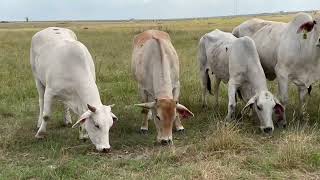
<box><xmin>277</xmin><ymin>74</ymin><xmax>288</xmax><ymax>123</ymax></box>
<box><xmin>225</xmin><ymin>83</ymin><xmax>237</xmax><ymax>121</ymax></box>
<box><xmin>64</xmin><ymin>105</ymin><xmax>72</xmax><ymax>126</ymax></box>
<box><xmin>140</xmin><ymin>109</ymin><xmax>151</xmax><ymax>134</ymax></box>
<box><xmin>174</xmin><ymin>115</ymin><xmax>184</xmax><ymax>132</ymax></box>
<box><xmin>79</xmin><ymin>124</ymin><xmax>89</xmax><ymax>140</ymax></box>
<box><xmin>35</xmin><ymin>90</ymin><xmax>53</xmax><ymax>138</ymax></box>
<box><xmin>139</xmin><ymin>89</ymin><xmax>151</xmax><ymax>134</ymax></box>
<box><xmin>173</xmin><ymin>85</ymin><xmax>184</xmax><ymax>132</ymax></box>
<box><xmin>297</xmin><ymin>85</ymin><xmax>309</xmax><ymax>120</ymax></box>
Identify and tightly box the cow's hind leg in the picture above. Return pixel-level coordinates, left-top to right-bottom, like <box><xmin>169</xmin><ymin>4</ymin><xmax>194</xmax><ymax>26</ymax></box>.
<box><xmin>213</xmin><ymin>78</ymin><xmax>221</xmax><ymax>107</ymax></box>
<box><xmin>225</xmin><ymin>83</ymin><xmax>237</xmax><ymax>121</ymax></box>
<box><xmin>35</xmin><ymin>89</ymin><xmax>54</xmax><ymax>138</ymax></box>
<box><xmin>35</xmin><ymin>80</ymin><xmax>45</xmax><ymax>128</ymax></box>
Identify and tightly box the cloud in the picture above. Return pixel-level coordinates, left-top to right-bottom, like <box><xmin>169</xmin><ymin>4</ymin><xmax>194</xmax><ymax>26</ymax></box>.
<box><xmin>0</xmin><ymin>0</ymin><xmax>319</xmax><ymax>21</ymax></box>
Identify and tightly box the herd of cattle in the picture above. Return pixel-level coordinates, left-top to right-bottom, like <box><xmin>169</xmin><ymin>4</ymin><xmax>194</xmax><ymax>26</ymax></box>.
<box><xmin>29</xmin><ymin>12</ymin><xmax>320</xmax><ymax>152</ymax></box>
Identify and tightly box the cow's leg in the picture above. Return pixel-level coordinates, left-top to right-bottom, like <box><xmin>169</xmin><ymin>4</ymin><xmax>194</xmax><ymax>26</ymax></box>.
<box><xmin>277</xmin><ymin>74</ymin><xmax>288</xmax><ymax>123</ymax></box>
<box><xmin>140</xmin><ymin>89</ymin><xmax>150</xmax><ymax>134</ymax></box>
<box><xmin>213</xmin><ymin>78</ymin><xmax>221</xmax><ymax>107</ymax></box>
<box><xmin>173</xmin><ymin>86</ymin><xmax>184</xmax><ymax>132</ymax></box>
<box><xmin>35</xmin><ymin>89</ymin><xmax>53</xmax><ymax>138</ymax></box>
<box><xmin>79</xmin><ymin>124</ymin><xmax>89</xmax><ymax>140</ymax></box>
<box><xmin>225</xmin><ymin>83</ymin><xmax>237</xmax><ymax>121</ymax></box>
<box><xmin>297</xmin><ymin>85</ymin><xmax>309</xmax><ymax>119</ymax></box>
<box><xmin>63</xmin><ymin>105</ymin><xmax>72</xmax><ymax>126</ymax></box>
<box><xmin>277</xmin><ymin>75</ymin><xmax>289</xmax><ymax>106</ymax></box>
<box><xmin>35</xmin><ymin>80</ymin><xmax>45</xmax><ymax>128</ymax></box>
<box><xmin>200</xmin><ymin>69</ymin><xmax>209</xmax><ymax>107</ymax></box>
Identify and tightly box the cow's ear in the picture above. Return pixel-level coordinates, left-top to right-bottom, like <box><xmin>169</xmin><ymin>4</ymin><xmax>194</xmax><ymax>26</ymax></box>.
<box><xmin>273</xmin><ymin>98</ymin><xmax>285</xmax><ymax>122</ymax></box>
<box><xmin>297</xmin><ymin>21</ymin><xmax>316</xmax><ymax>33</ymax></box>
<box><xmin>111</xmin><ymin>112</ymin><xmax>118</xmax><ymax>122</ymax></box>
<box><xmin>72</xmin><ymin>111</ymin><xmax>91</xmax><ymax>128</ymax></box>
<box><xmin>134</xmin><ymin>102</ymin><xmax>156</xmax><ymax>109</ymax></box>
<box><xmin>241</xmin><ymin>95</ymin><xmax>256</xmax><ymax>115</ymax></box>
<box><xmin>176</xmin><ymin>103</ymin><xmax>194</xmax><ymax>119</ymax></box>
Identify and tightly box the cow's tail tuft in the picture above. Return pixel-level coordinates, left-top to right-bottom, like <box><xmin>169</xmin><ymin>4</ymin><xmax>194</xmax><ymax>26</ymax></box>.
<box><xmin>308</xmin><ymin>85</ymin><xmax>312</xmax><ymax>95</ymax></box>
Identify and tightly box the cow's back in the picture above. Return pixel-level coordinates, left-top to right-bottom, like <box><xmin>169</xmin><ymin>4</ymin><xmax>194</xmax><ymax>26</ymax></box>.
<box><xmin>132</xmin><ymin>30</ymin><xmax>179</xmax><ymax>98</ymax></box>
<box><xmin>202</xmin><ymin>29</ymin><xmax>236</xmax><ymax>82</ymax></box>
<box><xmin>232</xmin><ymin>18</ymin><xmax>275</xmax><ymax>38</ymax></box>
<box><xmin>31</xmin><ymin>27</ymin><xmax>77</xmax><ymax>55</ymax></box>
<box><xmin>35</xmin><ymin>40</ymin><xmax>95</xmax><ymax>88</ymax></box>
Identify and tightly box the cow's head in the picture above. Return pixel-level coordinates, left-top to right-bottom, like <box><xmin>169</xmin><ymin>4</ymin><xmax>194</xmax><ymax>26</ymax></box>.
<box><xmin>72</xmin><ymin>104</ymin><xmax>117</xmax><ymax>152</ymax></box>
<box><xmin>296</xmin><ymin>13</ymin><xmax>320</xmax><ymax>47</ymax></box>
<box><xmin>242</xmin><ymin>91</ymin><xmax>285</xmax><ymax>135</ymax></box>
<box><xmin>135</xmin><ymin>99</ymin><xmax>193</xmax><ymax>145</ymax></box>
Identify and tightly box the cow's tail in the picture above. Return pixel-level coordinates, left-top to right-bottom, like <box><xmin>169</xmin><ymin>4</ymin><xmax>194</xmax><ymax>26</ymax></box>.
<box><xmin>308</xmin><ymin>85</ymin><xmax>312</xmax><ymax>95</ymax></box>
<box><xmin>198</xmin><ymin>36</ymin><xmax>212</xmax><ymax>95</ymax></box>
<box><xmin>152</xmin><ymin>35</ymin><xmax>166</xmax><ymax>65</ymax></box>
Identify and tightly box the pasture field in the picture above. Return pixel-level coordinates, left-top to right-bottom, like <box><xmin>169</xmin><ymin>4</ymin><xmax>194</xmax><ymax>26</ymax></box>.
<box><xmin>1</xmin><ymin>14</ymin><xmax>320</xmax><ymax>179</ymax></box>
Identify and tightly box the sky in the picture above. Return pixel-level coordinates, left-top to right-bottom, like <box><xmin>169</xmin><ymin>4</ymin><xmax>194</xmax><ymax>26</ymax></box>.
<box><xmin>1</xmin><ymin>0</ymin><xmax>320</xmax><ymax>21</ymax></box>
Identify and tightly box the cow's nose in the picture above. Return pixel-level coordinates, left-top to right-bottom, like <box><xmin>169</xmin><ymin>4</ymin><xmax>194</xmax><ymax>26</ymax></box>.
<box><xmin>160</xmin><ymin>139</ymin><xmax>172</xmax><ymax>146</ymax></box>
<box><xmin>263</xmin><ymin>127</ymin><xmax>273</xmax><ymax>134</ymax></box>
<box><xmin>102</xmin><ymin>148</ymin><xmax>111</xmax><ymax>153</ymax></box>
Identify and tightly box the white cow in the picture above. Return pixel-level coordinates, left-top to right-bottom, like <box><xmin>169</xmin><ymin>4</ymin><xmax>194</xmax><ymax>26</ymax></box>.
<box><xmin>132</xmin><ymin>30</ymin><xmax>194</xmax><ymax>145</ymax></box>
<box><xmin>199</xmin><ymin>29</ymin><xmax>236</xmax><ymax>106</ymax></box>
<box><xmin>232</xmin><ymin>13</ymin><xmax>320</xmax><ymax>116</ymax></box>
<box><xmin>30</xmin><ymin>27</ymin><xmax>117</xmax><ymax>152</ymax></box>
<box><xmin>198</xmin><ymin>30</ymin><xmax>285</xmax><ymax>134</ymax></box>
<box><xmin>228</xmin><ymin>37</ymin><xmax>285</xmax><ymax>133</ymax></box>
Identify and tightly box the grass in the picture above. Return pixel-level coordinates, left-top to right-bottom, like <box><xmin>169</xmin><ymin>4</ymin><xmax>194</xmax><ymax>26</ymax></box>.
<box><xmin>1</xmin><ymin>14</ymin><xmax>320</xmax><ymax>179</ymax></box>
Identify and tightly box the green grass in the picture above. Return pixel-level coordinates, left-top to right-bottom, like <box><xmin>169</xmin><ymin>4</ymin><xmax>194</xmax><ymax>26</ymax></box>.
<box><xmin>1</xmin><ymin>14</ymin><xmax>320</xmax><ymax>179</ymax></box>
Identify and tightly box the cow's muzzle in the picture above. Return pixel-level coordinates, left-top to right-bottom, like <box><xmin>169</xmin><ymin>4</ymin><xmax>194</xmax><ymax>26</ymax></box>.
<box><xmin>160</xmin><ymin>139</ymin><xmax>173</xmax><ymax>146</ymax></box>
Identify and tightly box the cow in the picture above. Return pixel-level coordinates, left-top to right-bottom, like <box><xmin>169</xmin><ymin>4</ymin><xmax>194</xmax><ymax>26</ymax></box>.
<box><xmin>198</xmin><ymin>29</ymin><xmax>285</xmax><ymax>134</ymax></box>
<box><xmin>132</xmin><ymin>30</ymin><xmax>194</xmax><ymax>145</ymax></box>
<box><xmin>228</xmin><ymin>36</ymin><xmax>285</xmax><ymax>134</ymax></box>
<box><xmin>232</xmin><ymin>13</ymin><xmax>320</xmax><ymax>118</ymax></box>
<box><xmin>232</xmin><ymin>18</ymin><xmax>281</xmax><ymax>38</ymax></box>
<box><xmin>30</xmin><ymin>27</ymin><xmax>117</xmax><ymax>152</ymax></box>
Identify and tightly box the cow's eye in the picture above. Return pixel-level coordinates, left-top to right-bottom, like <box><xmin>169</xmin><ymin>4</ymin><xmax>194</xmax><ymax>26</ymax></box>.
<box><xmin>156</xmin><ymin>115</ymin><xmax>160</xmax><ymax>120</ymax></box>
<box><xmin>257</xmin><ymin>105</ymin><xmax>262</xmax><ymax>111</ymax></box>
<box><xmin>95</xmin><ymin>124</ymin><xmax>100</xmax><ymax>129</ymax></box>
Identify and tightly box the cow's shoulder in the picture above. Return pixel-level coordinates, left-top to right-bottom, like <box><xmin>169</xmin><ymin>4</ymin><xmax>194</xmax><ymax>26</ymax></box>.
<box><xmin>133</xmin><ymin>30</ymin><xmax>171</xmax><ymax>47</ymax></box>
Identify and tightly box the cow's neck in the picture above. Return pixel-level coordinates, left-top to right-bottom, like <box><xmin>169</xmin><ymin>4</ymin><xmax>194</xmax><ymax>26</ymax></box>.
<box><xmin>68</xmin><ymin>82</ymin><xmax>102</xmax><ymax>115</ymax></box>
<box><xmin>152</xmin><ymin>58</ymin><xmax>173</xmax><ymax>99</ymax></box>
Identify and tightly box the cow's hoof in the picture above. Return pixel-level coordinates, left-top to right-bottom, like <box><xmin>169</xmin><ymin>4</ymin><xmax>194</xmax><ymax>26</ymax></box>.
<box><xmin>35</xmin><ymin>132</ymin><xmax>46</xmax><ymax>139</ymax></box>
<box><xmin>140</xmin><ymin>129</ymin><xmax>148</xmax><ymax>135</ymax></box>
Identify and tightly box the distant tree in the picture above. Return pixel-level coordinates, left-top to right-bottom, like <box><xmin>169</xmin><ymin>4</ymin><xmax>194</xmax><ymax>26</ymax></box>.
<box><xmin>25</xmin><ymin>17</ymin><xmax>29</xmax><ymax>22</ymax></box>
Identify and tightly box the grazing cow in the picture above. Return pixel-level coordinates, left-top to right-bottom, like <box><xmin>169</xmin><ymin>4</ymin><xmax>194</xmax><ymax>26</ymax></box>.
<box><xmin>132</xmin><ymin>30</ymin><xmax>194</xmax><ymax>145</ymax></box>
<box><xmin>30</xmin><ymin>27</ymin><xmax>117</xmax><ymax>152</ymax></box>
<box><xmin>198</xmin><ymin>30</ymin><xmax>285</xmax><ymax>134</ymax></box>
<box><xmin>232</xmin><ymin>13</ymin><xmax>320</xmax><ymax>117</ymax></box>
<box><xmin>228</xmin><ymin>37</ymin><xmax>285</xmax><ymax>134</ymax></box>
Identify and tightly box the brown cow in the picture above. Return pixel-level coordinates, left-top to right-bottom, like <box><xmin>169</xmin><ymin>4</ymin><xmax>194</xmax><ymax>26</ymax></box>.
<box><xmin>132</xmin><ymin>30</ymin><xmax>194</xmax><ymax>145</ymax></box>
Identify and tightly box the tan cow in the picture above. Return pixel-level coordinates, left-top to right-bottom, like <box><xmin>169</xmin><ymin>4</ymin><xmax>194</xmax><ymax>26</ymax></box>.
<box><xmin>132</xmin><ymin>30</ymin><xmax>194</xmax><ymax>145</ymax></box>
